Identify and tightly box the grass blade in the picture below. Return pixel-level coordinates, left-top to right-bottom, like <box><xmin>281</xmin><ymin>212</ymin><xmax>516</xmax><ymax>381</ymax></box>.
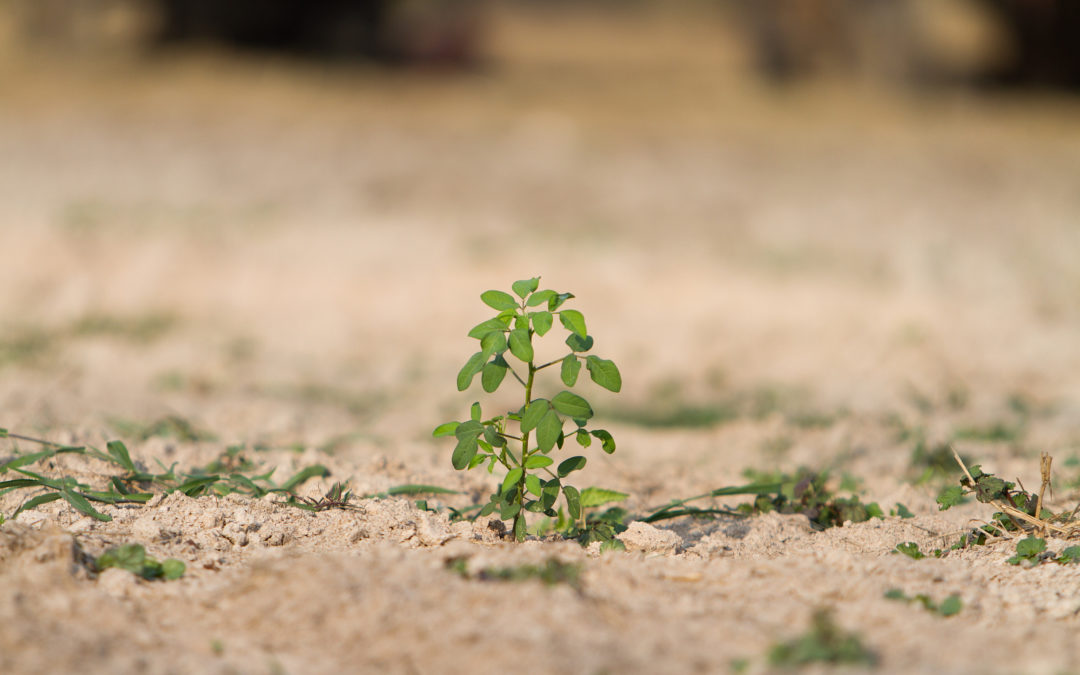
<box><xmin>280</xmin><ymin>465</ymin><xmax>329</xmax><ymax>493</ymax></box>
<box><xmin>11</xmin><ymin>492</ymin><xmax>62</xmax><ymax>519</ymax></box>
<box><xmin>61</xmin><ymin>487</ymin><xmax>112</xmax><ymax>521</ymax></box>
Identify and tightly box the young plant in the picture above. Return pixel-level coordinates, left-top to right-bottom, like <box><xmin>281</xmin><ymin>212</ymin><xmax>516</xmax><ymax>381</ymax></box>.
<box><xmin>433</xmin><ymin>278</ymin><xmax>622</xmax><ymax>541</ymax></box>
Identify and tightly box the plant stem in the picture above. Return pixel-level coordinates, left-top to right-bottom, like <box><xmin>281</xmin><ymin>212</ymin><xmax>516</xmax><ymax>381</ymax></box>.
<box><xmin>515</xmin><ymin>356</ymin><xmax>535</xmax><ymax>539</ymax></box>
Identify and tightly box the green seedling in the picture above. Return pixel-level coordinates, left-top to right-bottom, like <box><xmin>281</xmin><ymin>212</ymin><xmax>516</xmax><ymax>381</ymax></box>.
<box><xmin>735</xmin><ymin>468</ymin><xmax>883</xmax><ymax>530</ymax></box>
<box><xmin>884</xmin><ymin>588</ymin><xmax>962</xmax><ymax>617</ymax></box>
<box><xmin>96</xmin><ymin>543</ymin><xmax>185</xmax><ymax>581</ymax></box>
<box><xmin>767</xmin><ymin>610</ymin><xmax>876</xmax><ymax>668</ymax></box>
<box><xmin>434</xmin><ymin>279</ymin><xmax>622</xmax><ymax>541</ymax></box>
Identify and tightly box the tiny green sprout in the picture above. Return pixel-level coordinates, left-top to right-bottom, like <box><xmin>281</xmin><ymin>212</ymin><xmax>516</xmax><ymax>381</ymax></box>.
<box><xmin>1058</xmin><ymin>546</ymin><xmax>1080</xmax><ymax>564</ymax></box>
<box><xmin>434</xmin><ymin>279</ymin><xmax>622</xmax><ymax>541</ymax></box>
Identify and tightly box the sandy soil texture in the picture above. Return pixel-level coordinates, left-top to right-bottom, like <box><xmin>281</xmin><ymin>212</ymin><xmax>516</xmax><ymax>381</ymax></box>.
<box><xmin>1</xmin><ymin>8</ymin><xmax>1080</xmax><ymax>675</ymax></box>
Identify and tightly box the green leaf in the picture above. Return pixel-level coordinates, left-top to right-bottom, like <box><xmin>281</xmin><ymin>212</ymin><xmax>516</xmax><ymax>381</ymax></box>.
<box><xmin>385</xmin><ymin>484</ymin><xmax>460</xmax><ymax>497</ymax></box>
<box><xmin>565</xmin><ymin>333</ymin><xmax>594</xmax><ymax>353</ymax></box>
<box><xmin>175</xmin><ymin>476</ymin><xmax>221</xmax><ymax>497</ymax></box>
<box><xmin>452</xmin><ymin>436</ymin><xmax>479</xmax><ymax>470</ymax></box>
<box><xmin>1059</xmin><ymin>546</ymin><xmax>1080</xmax><ymax>564</ymax></box>
<box><xmin>541</xmin><ymin>479</ymin><xmax>561</xmax><ymax>509</ymax></box>
<box><xmin>1015</xmin><ymin>536</ymin><xmax>1046</xmax><ymax>558</ymax></box>
<box><xmin>481</xmin><ymin>356</ymin><xmax>509</xmax><ymax>393</ymax></box>
<box><xmin>457</xmin><ymin>352</ymin><xmax>486</xmax><ymax>391</ymax></box>
<box><xmin>551</xmin><ymin>391</ymin><xmax>593</xmax><ymax>419</ymax></box>
<box><xmin>559</xmin><ymin>309</ymin><xmax>587</xmax><ymax>337</ymax></box>
<box><xmin>432</xmin><ymin>422</ymin><xmax>460</xmax><ymax>438</ymax></box>
<box><xmin>524</xmin><ymin>455</ymin><xmax>553</xmax><ymax>469</ymax></box>
<box><xmin>161</xmin><ymin>558</ymin><xmax>186</xmax><ymax>580</ymax></box>
<box><xmin>590</xmin><ymin>429</ymin><xmax>616</xmax><ymax>454</ymax></box>
<box><xmin>501</xmin><ymin>501</ymin><xmax>521</xmax><ymax>520</ymax></box>
<box><xmin>1</xmin><ymin>450</ymin><xmax>60</xmax><ymax>473</ymax></box>
<box><xmin>557</xmin><ymin>456</ymin><xmax>587</xmax><ymax>477</ymax></box>
<box><xmin>483</xmin><ymin>425</ymin><xmax>506</xmax><ymax>448</ymax></box>
<box><xmin>280</xmin><ymin>465</ymin><xmax>330</xmax><ymax>492</ymax></box>
<box><xmin>564</xmin><ymin>485</ymin><xmax>581</xmax><ymax>519</ymax></box>
<box><xmin>547</xmin><ymin>292</ymin><xmax>574</xmax><ymax>311</ymax></box>
<box><xmin>106</xmin><ymin>441</ymin><xmax>136</xmax><ymax>472</ymax></box>
<box><xmin>520</xmin><ymin>400</ymin><xmax>550</xmax><ymax>433</ymax></box>
<box><xmin>508</xmin><ymin>329</ymin><xmax>534</xmax><ymax>362</ymax></box>
<box><xmin>480</xmin><ymin>331</ymin><xmax>507</xmax><ymax>356</ymax></box>
<box><xmin>470</xmin><ymin>402</ymin><xmax>482</xmax><ymax>422</ymax></box>
<box><xmin>454</xmin><ymin>420</ymin><xmax>483</xmax><ymax>441</ymax></box>
<box><xmin>61</xmin><ymin>488</ymin><xmax>111</xmax><ymax>521</ymax></box>
<box><xmin>895</xmin><ymin>503</ymin><xmax>915</xmax><ymax>519</ymax></box>
<box><xmin>525</xmin><ymin>474</ymin><xmax>542</xmax><ymax>496</ymax></box>
<box><xmin>468</xmin><ymin>318</ymin><xmax>510</xmax><ymax>339</ymax></box>
<box><xmin>530</xmin><ymin>311</ymin><xmax>553</xmax><ymax>336</ymax></box>
<box><xmin>585</xmin><ymin>356</ymin><xmax>622</xmax><ymax>393</ymax></box>
<box><xmin>936</xmin><ymin>485</ymin><xmax>964</xmax><ymax>510</ymax></box>
<box><xmin>580</xmin><ymin>487</ymin><xmax>628</xmax><ymax>508</ymax></box>
<box><xmin>502</xmin><ymin>468</ymin><xmax>524</xmax><ymax>494</ymax></box>
<box><xmin>526</xmin><ymin>289</ymin><xmax>556</xmax><ymax>307</ymax></box>
<box><xmin>11</xmin><ymin>492</ymin><xmax>62</xmax><ymax>520</ymax></box>
<box><xmin>481</xmin><ymin>290</ymin><xmax>518</xmax><ymax>311</ymax></box>
<box><xmin>512</xmin><ymin>277</ymin><xmax>540</xmax><ymax>298</ymax></box>
<box><xmin>561</xmin><ymin>355</ymin><xmax>581</xmax><ymax>386</ymax></box>
<box><xmin>536</xmin><ymin>410</ymin><xmax>562</xmax><ymax>452</ymax></box>
<box><xmin>938</xmin><ymin>595</ymin><xmax>962</xmax><ymax>617</ymax></box>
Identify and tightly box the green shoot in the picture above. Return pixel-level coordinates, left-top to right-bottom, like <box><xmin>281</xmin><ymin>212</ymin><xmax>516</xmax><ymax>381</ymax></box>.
<box><xmin>434</xmin><ymin>278</ymin><xmax>622</xmax><ymax>541</ymax></box>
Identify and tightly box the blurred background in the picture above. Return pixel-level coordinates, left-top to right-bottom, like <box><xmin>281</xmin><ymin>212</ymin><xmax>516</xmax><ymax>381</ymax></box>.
<box><xmin>0</xmin><ymin>0</ymin><xmax>1078</xmax><ymax>462</ymax></box>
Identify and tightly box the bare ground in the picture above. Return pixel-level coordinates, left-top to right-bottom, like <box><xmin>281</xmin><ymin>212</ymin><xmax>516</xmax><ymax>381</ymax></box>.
<box><xmin>2</xmin><ymin>8</ymin><xmax>1080</xmax><ymax>674</ymax></box>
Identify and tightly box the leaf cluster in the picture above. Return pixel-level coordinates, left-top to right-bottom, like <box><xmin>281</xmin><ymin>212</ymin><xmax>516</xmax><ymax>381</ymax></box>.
<box><xmin>1005</xmin><ymin>536</ymin><xmax>1080</xmax><ymax>567</ymax></box>
<box><xmin>434</xmin><ymin>279</ymin><xmax>622</xmax><ymax>541</ymax></box>
<box><xmin>96</xmin><ymin>543</ymin><xmax>185</xmax><ymax>581</ymax></box>
<box><xmin>735</xmin><ymin>469</ymin><xmax>884</xmax><ymax>530</ymax></box>
<box><xmin>884</xmin><ymin>588</ymin><xmax>963</xmax><ymax>617</ymax></box>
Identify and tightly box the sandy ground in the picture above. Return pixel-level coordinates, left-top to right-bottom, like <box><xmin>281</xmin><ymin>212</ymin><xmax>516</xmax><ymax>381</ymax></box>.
<box><xmin>2</xmin><ymin>8</ymin><xmax>1080</xmax><ymax>674</ymax></box>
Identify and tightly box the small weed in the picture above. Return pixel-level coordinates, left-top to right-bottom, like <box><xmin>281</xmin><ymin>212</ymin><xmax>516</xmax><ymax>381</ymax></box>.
<box><xmin>893</xmin><ymin>542</ymin><xmax>928</xmax><ymax>560</ymax></box>
<box><xmin>1004</xmin><ymin>536</ymin><xmax>1080</xmax><ymax>567</ymax></box>
<box><xmin>938</xmin><ymin>449</ymin><xmax>1080</xmax><ymax>557</ymax></box>
<box><xmin>637</xmin><ymin>469</ymin><xmax>884</xmax><ymax>532</ymax></box>
<box><xmin>0</xmin><ymin>429</ymin><xmax>329</xmax><ymax>521</ymax></box>
<box><xmin>767</xmin><ymin>610</ymin><xmax>876</xmax><ymax>668</ymax></box>
<box><xmin>288</xmin><ymin>482</ymin><xmax>356</xmax><ymax>511</ymax></box>
<box><xmin>96</xmin><ymin>543</ymin><xmax>185</xmax><ymax>581</ymax></box>
<box><xmin>434</xmin><ymin>279</ymin><xmax>622</xmax><ymax>542</ymax></box>
<box><xmin>734</xmin><ymin>468</ymin><xmax>884</xmax><ymax>530</ymax></box>
<box><xmin>884</xmin><ymin>588</ymin><xmax>962</xmax><ymax>617</ymax></box>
